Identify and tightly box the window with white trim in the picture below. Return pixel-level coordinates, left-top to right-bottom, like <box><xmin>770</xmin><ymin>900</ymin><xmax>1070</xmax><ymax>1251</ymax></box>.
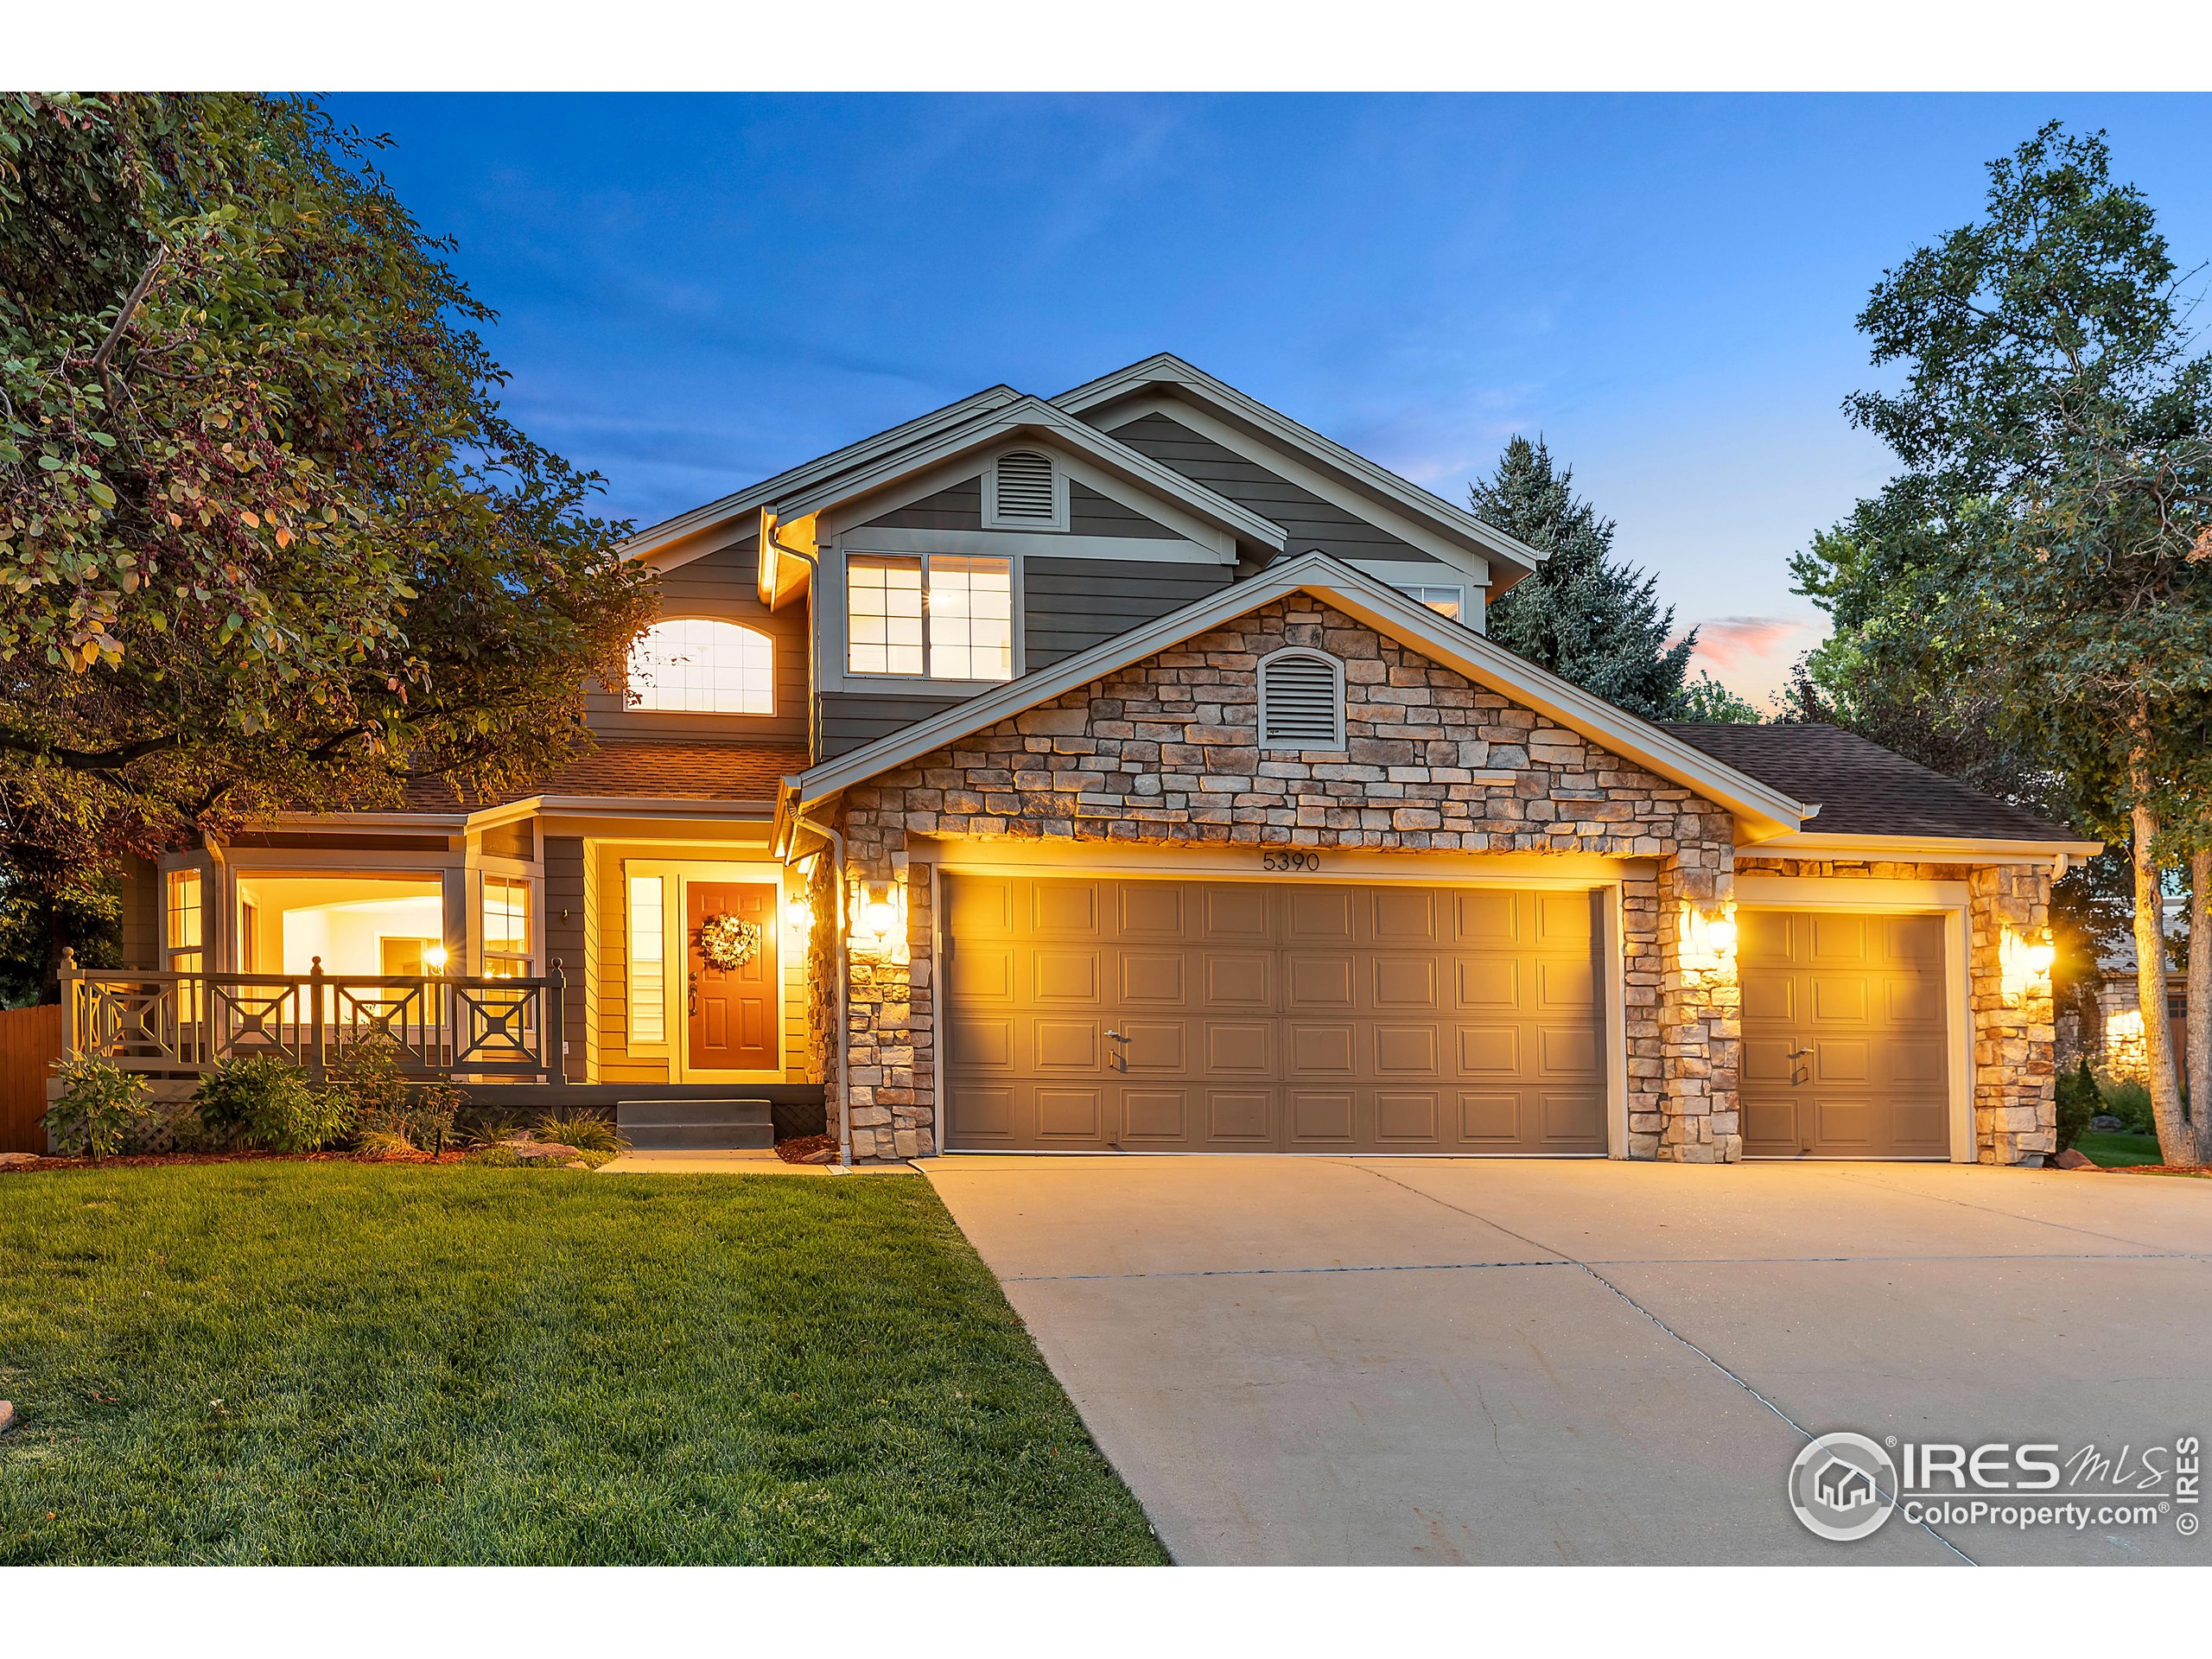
<box><xmin>983</xmin><ymin>449</ymin><xmax>1066</xmax><ymax>531</ymax></box>
<box><xmin>1398</xmin><ymin>584</ymin><xmax>1465</xmax><ymax>622</ymax></box>
<box><xmin>627</xmin><ymin>874</ymin><xmax>666</xmax><ymax>1046</ymax></box>
<box><xmin>1257</xmin><ymin>648</ymin><xmax>1346</xmax><ymax>751</ymax></box>
<box><xmin>627</xmin><ymin>618</ymin><xmax>775</xmax><ymax>714</ymax></box>
<box><xmin>482</xmin><ymin>876</ymin><xmax>531</xmax><ymax>979</ymax></box>
<box><xmin>846</xmin><ymin>553</ymin><xmax>1014</xmax><ymax>682</ymax></box>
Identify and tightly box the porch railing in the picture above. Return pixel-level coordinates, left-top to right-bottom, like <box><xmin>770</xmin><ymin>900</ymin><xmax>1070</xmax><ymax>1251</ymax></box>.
<box><xmin>58</xmin><ymin>951</ymin><xmax>568</xmax><ymax>1084</ymax></box>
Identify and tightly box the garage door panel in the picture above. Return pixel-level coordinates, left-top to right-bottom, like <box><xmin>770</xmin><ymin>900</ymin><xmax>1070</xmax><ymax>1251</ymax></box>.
<box><xmin>945</xmin><ymin>874</ymin><xmax>1605</xmax><ymax>1156</ymax></box>
<box><xmin>1740</xmin><ymin>907</ymin><xmax>1953</xmax><ymax>1160</ymax></box>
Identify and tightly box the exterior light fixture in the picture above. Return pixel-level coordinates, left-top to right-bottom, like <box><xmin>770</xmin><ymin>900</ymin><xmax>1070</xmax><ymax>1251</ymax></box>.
<box><xmin>849</xmin><ymin>879</ymin><xmax>906</xmax><ymax>959</ymax></box>
<box><xmin>1999</xmin><ymin>930</ymin><xmax>2056</xmax><ymax>1001</ymax></box>
<box><xmin>784</xmin><ymin>893</ymin><xmax>814</xmax><ymax>934</ymax></box>
<box><xmin>1679</xmin><ymin>903</ymin><xmax>1738</xmax><ymax>972</ymax></box>
<box><xmin>423</xmin><ymin>944</ymin><xmax>451</xmax><ymax>974</ymax></box>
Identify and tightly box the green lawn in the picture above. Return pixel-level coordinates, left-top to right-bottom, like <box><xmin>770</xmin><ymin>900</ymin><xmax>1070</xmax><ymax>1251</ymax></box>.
<box><xmin>0</xmin><ymin>1165</ymin><xmax>1166</xmax><ymax>1565</ymax></box>
<box><xmin>2076</xmin><ymin>1128</ymin><xmax>2169</xmax><ymax>1168</ymax></box>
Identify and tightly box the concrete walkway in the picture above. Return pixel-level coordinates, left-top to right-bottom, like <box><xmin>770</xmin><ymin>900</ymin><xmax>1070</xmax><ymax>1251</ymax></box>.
<box><xmin>921</xmin><ymin>1155</ymin><xmax>2212</xmax><ymax>1566</ymax></box>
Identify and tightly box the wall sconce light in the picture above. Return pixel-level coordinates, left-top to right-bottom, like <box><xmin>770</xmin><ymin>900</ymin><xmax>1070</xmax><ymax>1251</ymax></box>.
<box><xmin>1999</xmin><ymin>930</ymin><xmax>2056</xmax><ymax>1001</ymax></box>
<box><xmin>1679</xmin><ymin>903</ymin><xmax>1738</xmax><ymax>972</ymax></box>
<box><xmin>423</xmin><ymin>944</ymin><xmax>451</xmax><ymax>975</ymax></box>
<box><xmin>784</xmin><ymin>893</ymin><xmax>814</xmax><ymax>935</ymax></box>
<box><xmin>849</xmin><ymin>880</ymin><xmax>906</xmax><ymax>958</ymax></box>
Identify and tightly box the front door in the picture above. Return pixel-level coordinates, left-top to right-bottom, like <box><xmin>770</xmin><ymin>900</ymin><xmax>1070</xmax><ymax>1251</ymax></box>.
<box><xmin>685</xmin><ymin>881</ymin><xmax>779</xmax><ymax>1072</ymax></box>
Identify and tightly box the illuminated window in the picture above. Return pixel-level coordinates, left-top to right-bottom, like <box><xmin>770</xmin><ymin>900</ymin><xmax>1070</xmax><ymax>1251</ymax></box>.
<box><xmin>627</xmin><ymin>619</ymin><xmax>774</xmax><ymax>714</ymax></box>
<box><xmin>847</xmin><ymin>553</ymin><xmax>1013</xmax><ymax>681</ymax></box>
<box><xmin>483</xmin><ymin>876</ymin><xmax>531</xmax><ymax>978</ymax></box>
<box><xmin>627</xmin><ymin>874</ymin><xmax>665</xmax><ymax>1046</ymax></box>
<box><xmin>1399</xmin><ymin>584</ymin><xmax>1464</xmax><ymax>622</ymax></box>
<box><xmin>165</xmin><ymin>868</ymin><xmax>203</xmax><ymax>973</ymax></box>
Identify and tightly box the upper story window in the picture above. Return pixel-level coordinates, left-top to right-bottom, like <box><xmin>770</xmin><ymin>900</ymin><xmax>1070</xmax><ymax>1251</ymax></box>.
<box><xmin>983</xmin><ymin>449</ymin><xmax>1068</xmax><ymax>531</ymax></box>
<box><xmin>482</xmin><ymin>875</ymin><xmax>532</xmax><ymax>980</ymax></box>
<box><xmin>1257</xmin><ymin>648</ymin><xmax>1346</xmax><ymax>751</ymax></box>
<box><xmin>627</xmin><ymin>619</ymin><xmax>774</xmax><ymax>715</ymax></box>
<box><xmin>1398</xmin><ymin>584</ymin><xmax>1465</xmax><ymax>622</ymax></box>
<box><xmin>848</xmin><ymin>553</ymin><xmax>1014</xmax><ymax>682</ymax></box>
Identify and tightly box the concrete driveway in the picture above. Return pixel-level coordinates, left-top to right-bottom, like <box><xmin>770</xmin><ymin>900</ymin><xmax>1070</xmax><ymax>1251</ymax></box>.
<box><xmin>921</xmin><ymin>1156</ymin><xmax>2212</xmax><ymax>1565</ymax></box>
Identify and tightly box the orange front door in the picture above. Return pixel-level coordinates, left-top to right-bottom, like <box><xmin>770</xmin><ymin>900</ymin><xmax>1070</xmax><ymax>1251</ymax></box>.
<box><xmin>686</xmin><ymin>881</ymin><xmax>779</xmax><ymax>1071</ymax></box>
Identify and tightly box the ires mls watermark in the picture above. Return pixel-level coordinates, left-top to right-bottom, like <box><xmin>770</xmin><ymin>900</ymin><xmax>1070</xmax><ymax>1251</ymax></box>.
<box><xmin>1787</xmin><ymin>1430</ymin><xmax>2202</xmax><ymax>1541</ymax></box>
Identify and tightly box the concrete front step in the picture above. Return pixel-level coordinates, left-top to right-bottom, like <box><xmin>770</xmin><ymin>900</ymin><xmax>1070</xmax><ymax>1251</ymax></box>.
<box><xmin>616</xmin><ymin>1097</ymin><xmax>777</xmax><ymax>1152</ymax></box>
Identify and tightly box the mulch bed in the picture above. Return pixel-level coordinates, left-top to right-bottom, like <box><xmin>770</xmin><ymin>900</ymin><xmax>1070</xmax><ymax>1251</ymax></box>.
<box><xmin>775</xmin><ymin>1133</ymin><xmax>837</xmax><ymax>1165</ymax></box>
<box><xmin>0</xmin><ymin>1148</ymin><xmax>473</xmax><ymax>1173</ymax></box>
<box><xmin>2104</xmin><ymin>1164</ymin><xmax>2212</xmax><ymax>1179</ymax></box>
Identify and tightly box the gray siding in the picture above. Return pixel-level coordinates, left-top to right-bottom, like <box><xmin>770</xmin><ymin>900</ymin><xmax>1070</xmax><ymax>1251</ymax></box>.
<box><xmin>818</xmin><ymin>690</ymin><xmax>967</xmax><ymax>760</ymax></box>
<box><xmin>1024</xmin><ymin>557</ymin><xmax>1233</xmax><ymax>670</ymax></box>
<box><xmin>543</xmin><ymin>833</ymin><xmax>588</xmax><ymax>1083</ymax></box>
<box><xmin>861</xmin><ymin>477</ymin><xmax>982</xmax><ymax>531</ymax></box>
<box><xmin>586</xmin><ymin>534</ymin><xmax>810</xmax><ymax>745</ymax></box>
<box><xmin>1068</xmin><ymin>481</ymin><xmax>1175</xmax><ymax>538</ymax></box>
<box><xmin>1103</xmin><ymin>411</ymin><xmax>1440</xmax><ymax>566</ymax></box>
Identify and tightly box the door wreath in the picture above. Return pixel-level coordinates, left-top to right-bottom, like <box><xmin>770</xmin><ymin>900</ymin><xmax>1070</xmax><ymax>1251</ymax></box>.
<box><xmin>695</xmin><ymin>912</ymin><xmax>761</xmax><ymax>970</ymax></box>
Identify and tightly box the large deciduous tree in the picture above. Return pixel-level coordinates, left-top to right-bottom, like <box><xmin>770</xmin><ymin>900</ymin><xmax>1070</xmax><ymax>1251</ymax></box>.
<box><xmin>0</xmin><ymin>92</ymin><xmax>658</xmax><ymax>984</ymax></box>
<box><xmin>1790</xmin><ymin>124</ymin><xmax>2212</xmax><ymax>1165</ymax></box>
<box><xmin>1471</xmin><ymin>435</ymin><xmax>1696</xmax><ymax>721</ymax></box>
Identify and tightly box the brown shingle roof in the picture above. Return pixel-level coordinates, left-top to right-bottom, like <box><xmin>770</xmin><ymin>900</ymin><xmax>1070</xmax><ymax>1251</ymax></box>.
<box><xmin>399</xmin><ymin>741</ymin><xmax>804</xmax><ymax>811</ymax></box>
<box><xmin>1655</xmin><ymin>721</ymin><xmax>2085</xmax><ymax>843</ymax></box>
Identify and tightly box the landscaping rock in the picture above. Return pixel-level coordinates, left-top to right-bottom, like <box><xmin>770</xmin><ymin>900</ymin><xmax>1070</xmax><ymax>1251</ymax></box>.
<box><xmin>0</xmin><ymin>1152</ymin><xmax>41</xmax><ymax>1167</ymax></box>
<box><xmin>801</xmin><ymin>1148</ymin><xmax>836</xmax><ymax>1165</ymax></box>
<box><xmin>499</xmin><ymin>1139</ymin><xmax>582</xmax><ymax>1163</ymax></box>
<box><xmin>2053</xmin><ymin>1147</ymin><xmax>2101</xmax><ymax>1170</ymax></box>
<box><xmin>0</xmin><ymin>1400</ymin><xmax>14</xmax><ymax>1435</ymax></box>
<box><xmin>2089</xmin><ymin>1115</ymin><xmax>2122</xmax><ymax>1133</ymax></box>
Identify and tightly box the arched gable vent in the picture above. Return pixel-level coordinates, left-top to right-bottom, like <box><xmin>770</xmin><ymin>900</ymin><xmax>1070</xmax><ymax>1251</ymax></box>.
<box><xmin>1257</xmin><ymin>648</ymin><xmax>1346</xmax><ymax>751</ymax></box>
<box><xmin>986</xmin><ymin>448</ymin><xmax>1065</xmax><ymax>529</ymax></box>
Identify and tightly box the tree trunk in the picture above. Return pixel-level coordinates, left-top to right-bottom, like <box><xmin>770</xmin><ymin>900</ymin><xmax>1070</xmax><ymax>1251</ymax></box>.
<box><xmin>2192</xmin><ymin>848</ymin><xmax>2212</xmax><ymax>1166</ymax></box>
<box><xmin>2129</xmin><ymin>798</ymin><xmax>2191</xmax><ymax>1165</ymax></box>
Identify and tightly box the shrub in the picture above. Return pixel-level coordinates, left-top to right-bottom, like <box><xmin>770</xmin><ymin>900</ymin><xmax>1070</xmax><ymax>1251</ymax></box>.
<box><xmin>466</xmin><ymin>1144</ymin><xmax>522</xmax><ymax>1167</ymax></box>
<box><xmin>43</xmin><ymin>1056</ymin><xmax>151</xmax><ymax>1159</ymax></box>
<box><xmin>2096</xmin><ymin>1075</ymin><xmax>2155</xmax><ymax>1135</ymax></box>
<box><xmin>195</xmin><ymin>1055</ymin><xmax>350</xmax><ymax>1153</ymax></box>
<box><xmin>329</xmin><ymin>1035</ymin><xmax>463</xmax><ymax>1152</ymax></box>
<box><xmin>2055</xmin><ymin>1058</ymin><xmax>2100</xmax><ymax>1154</ymax></box>
<box><xmin>532</xmin><ymin>1113</ymin><xmax>627</xmax><ymax>1155</ymax></box>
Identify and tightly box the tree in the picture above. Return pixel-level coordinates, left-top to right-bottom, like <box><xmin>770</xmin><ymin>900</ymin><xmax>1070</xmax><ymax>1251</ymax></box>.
<box><xmin>1789</xmin><ymin>124</ymin><xmax>2212</xmax><ymax>1165</ymax></box>
<box><xmin>1678</xmin><ymin>671</ymin><xmax>1760</xmax><ymax>723</ymax></box>
<box><xmin>0</xmin><ymin>93</ymin><xmax>658</xmax><ymax>988</ymax></box>
<box><xmin>1471</xmin><ymin>436</ymin><xmax>1696</xmax><ymax>721</ymax></box>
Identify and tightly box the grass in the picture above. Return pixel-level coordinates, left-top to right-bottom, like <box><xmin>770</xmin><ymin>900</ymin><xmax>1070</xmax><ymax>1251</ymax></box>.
<box><xmin>2077</xmin><ymin>1128</ymin><xmax>2174</xmax><ymax>1168</ymax></box>
<box><xmin>0</xmin><ymin>1165</ymin><xmax>1166</xmax><ymax>1565</ymax></box>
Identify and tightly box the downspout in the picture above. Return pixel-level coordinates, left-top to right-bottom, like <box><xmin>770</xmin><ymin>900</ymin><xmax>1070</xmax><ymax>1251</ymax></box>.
<box><xmin>766</xmin><ymin>512</ymin><xmax>854</xmax><ymax>1169</ymax></box>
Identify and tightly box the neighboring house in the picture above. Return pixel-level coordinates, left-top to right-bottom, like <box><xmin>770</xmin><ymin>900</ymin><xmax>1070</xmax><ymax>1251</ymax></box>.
<box><xmin>76</xmin><ymin>355</ymin><xmax>2097</xmax><ymax>1164</ymax></box>
<box><xmin>2085</xmin><ymin>895</ymin><xmax>2189</xmax><ymax>1083</ymax></box>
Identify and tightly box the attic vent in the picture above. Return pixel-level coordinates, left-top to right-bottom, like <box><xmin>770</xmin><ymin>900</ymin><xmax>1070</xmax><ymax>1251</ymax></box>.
<box><xmin>1258</xmin><ymin>648</ymin><xmax>1346</xmax><ymax>751</ymax></box>
<box><xmin>988</xmin><ymin>449</ymin><xmax>1061</xmax><ymax>526</ymax></box>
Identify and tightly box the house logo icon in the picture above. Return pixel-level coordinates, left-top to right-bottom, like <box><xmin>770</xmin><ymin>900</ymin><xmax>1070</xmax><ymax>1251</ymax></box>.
<box><xmin>1789</xmin><ymin>1432</ymin><xmax>1898</xmax><ymax>1541</ymax></box>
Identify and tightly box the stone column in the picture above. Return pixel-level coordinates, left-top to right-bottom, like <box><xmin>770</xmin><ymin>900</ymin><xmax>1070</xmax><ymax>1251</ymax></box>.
<box><xmin>1969</xmin><ymin>863</ymin><xmax>2056</xmax><ymax>1165</ymax></box>
<box><xmin>1655</xmin><ymin>842</ymin><xmax>1741</xmax><ymax>1163</ymax></box>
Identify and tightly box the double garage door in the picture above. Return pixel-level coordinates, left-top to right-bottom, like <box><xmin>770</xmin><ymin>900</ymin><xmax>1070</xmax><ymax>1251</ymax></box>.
<box><xmin>943</xmin><ymin>874</ymin><xmax>1607</xmax><ymax>1154</ymax></box>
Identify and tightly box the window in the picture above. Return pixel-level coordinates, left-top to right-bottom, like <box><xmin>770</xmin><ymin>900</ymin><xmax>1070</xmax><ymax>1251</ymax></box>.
<box><xmin>1258</xmin><ymin>648</ymin><xmax>1345</xmax><ymax>751</ymax></box>
<box><xmin>847</xmin><ymin>553</ymin><xmax>1014</xmax><ymax>682</ymax></box>
<box><xmin>483</xmin><ymin>876</ymin><xmax>531</xmax><ymax>979</ymax></box>
<box><xmin>984</xmin><ymin>449</ymin><xmax>1065</xmax><ymax>530</ymax></box>
<box><xmin>1399</xmin><ymin>584</ymin><xmax>1465</xmax><ymax>622</ymax></box>
<box><xmin>627</xmin><ymin>619</ymin><xmax>774</xmax><ymax>714</ymax></box>
<box><xmin>627</xmin><ymin>874</ymin><xmax>666</xmax><ymax>1046</ymax></box>
<box><xmin>165</xmin><ymin>868</ymin><xmax>204</xmax><ymax>973</ymax></box>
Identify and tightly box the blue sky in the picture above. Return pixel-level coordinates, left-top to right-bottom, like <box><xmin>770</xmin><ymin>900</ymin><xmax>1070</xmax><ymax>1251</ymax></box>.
<box><xmin>327</xmin><ymin>93</ymin><xmax>2212</xmax><ymax>702</ymax></box>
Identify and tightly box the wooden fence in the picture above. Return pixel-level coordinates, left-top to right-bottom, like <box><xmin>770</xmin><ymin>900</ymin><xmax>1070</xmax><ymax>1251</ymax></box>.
<box><xmin>0</xmin><ymin>1002</ymin><xmax>65</xmax><ymax>1153</ymax></box>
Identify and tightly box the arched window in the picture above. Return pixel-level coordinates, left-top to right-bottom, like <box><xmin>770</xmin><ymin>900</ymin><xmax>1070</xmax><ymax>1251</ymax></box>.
<box><xmin>627</xmin><ymin>619</ymin><xmax>775</xmax><ymax>714</ymax></box>
<box><xmin>1257</xmin><ymin>647</ymin><xmax>1345</xmax><ymax>751</ymax></box>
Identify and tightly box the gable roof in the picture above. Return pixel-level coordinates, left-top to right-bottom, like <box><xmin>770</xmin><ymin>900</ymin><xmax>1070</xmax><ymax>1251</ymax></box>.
<box><xmin>793</xmin><ymin>550</ymin><xmax>1815</xmax><ymax>840</ymax></box>
<box><xmin>1052</xmin><ymin>353</ymin><xmax>1548</xmax><ymax>585</ymax></box>
<box><xmin>1656</xmin><ymin>722</ymin><xmax>2099</xmax><ymax>852</ymax></box>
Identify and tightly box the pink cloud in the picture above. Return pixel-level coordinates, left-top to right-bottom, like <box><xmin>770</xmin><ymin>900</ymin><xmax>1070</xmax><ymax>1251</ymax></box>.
<box><xmin>1669</xmin><ymin>615</ymin><xmax>1820</xmax><ymax>707</ymax></box>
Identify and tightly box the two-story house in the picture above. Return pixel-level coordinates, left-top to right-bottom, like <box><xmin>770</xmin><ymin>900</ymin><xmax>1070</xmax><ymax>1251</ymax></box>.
<box><xmin>80</xmin><ymin>355</ymin><xmax>2096</xmax><ymax>1165</ymax></box>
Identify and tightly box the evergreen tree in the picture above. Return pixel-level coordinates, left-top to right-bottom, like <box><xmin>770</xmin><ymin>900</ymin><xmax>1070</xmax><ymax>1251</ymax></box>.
<box><xmin>1471</xmin><ymin>436</ymin><xmax>1695</xmax><ymax>720</ymax></box>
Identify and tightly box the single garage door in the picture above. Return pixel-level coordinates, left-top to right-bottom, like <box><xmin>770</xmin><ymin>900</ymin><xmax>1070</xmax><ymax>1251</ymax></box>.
<box><xmin>1740</xmin><ymin>909</ymin><xmax>1949</xmax><ymax>1159</ymax></box>
<box><xmin>943</xmin><ymin>874</ymin><xmax>1606</xmax><ymax>1154</ymax></box>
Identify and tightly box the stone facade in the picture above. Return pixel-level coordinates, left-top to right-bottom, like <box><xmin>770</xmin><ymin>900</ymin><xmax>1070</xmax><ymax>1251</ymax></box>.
<box><xmin>834</xmin><ymin>596</ymin><xmax>1738</xmax><ymax>1162</ymax></box>
<box><xmin>1736</xmin><ymin>855</ymin><xmax>2056</xmax><ymax>1166</ymax></box>
<box><xmin>818</xmin><ymin>598</ymin><xmax>2057</xmax><ymax>1167</ymax></box>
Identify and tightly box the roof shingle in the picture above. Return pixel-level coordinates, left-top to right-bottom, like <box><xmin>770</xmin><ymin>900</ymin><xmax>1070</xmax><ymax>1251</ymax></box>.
<box><xmin>1655</xmin><ymin>721</ymin><xmax>2085</xmax><ymax>843</ymax></box>
<box><xmin>399</xmin><ymin>741</ymin><xmax>803</xmax><ymax>812</ymax></box>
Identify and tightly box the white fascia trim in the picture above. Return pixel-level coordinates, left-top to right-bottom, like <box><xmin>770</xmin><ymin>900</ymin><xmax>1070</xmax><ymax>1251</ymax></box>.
<box><xmin>847</xmin><ymin>527</ymin><xmax>1225</xmax><ymax>564</ymax></box>
<box><xmin>1741</xmin><ymin>831</ymin><xmax>2105</xmax><ymax>862</ymax></box>
<box><xmin>264</xmin><ymin>810</ymin><xmax>469</xmax><ymax>830</ymax></box>
<box><xmin>771</xmin><ymin>396</ymin><xmax>1286</xmax><ymax>551</ymax></box>
<box><xmin>796</xmin><ymin>550</ymin><xmax>1812</xmax><ymax>836</ymax></box>
<box><xmin>532</xmin><ymin>796</ymin><xmax>776</xmax><ymax>818</ymax></box>
<box><xmin>615</xmin><ymin>385</ymin><xmax>1022</xmax><ymax>565</ymax></box>
<box><xmin>1052</xmin><ymin>354</ymin><xmax>1547</xmax><ymax>580</ymax></box>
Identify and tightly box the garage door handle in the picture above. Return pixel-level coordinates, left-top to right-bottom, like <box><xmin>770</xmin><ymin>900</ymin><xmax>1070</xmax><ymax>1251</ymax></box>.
<box><xmin>1105</xmin><ymin>1029</ymin><xmax>1128</xmax><ymax>1042</ymax></box>
<box><xmin>1787</xmin><ymin>1046</ymin><xmax>1813</xmax><ymax>1058</ymax></box>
